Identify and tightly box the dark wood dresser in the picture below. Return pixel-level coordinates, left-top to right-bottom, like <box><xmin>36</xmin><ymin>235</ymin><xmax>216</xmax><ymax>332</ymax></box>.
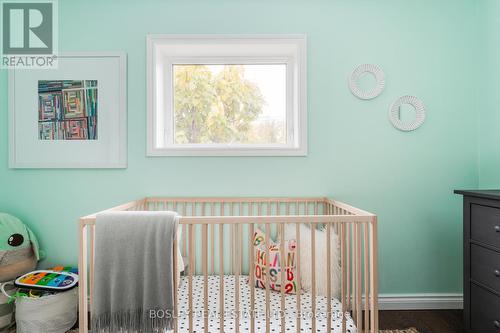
<box><xmin>455</xmin><ymin>190</ymin><xmax>500</xmax><ymax>333</ymax></box>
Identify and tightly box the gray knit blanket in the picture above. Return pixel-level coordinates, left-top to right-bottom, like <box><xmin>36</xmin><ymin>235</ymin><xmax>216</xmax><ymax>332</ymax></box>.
<box><xmin>91</xmin><ymin>211</ymin><xmax>179</xmax><ymax>333</ymax></box>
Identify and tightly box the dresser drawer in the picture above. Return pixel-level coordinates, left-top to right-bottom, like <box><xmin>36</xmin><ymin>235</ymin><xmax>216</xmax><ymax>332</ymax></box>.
<box><xmin>471</xmin><ymin>244</ymin><xmax>500</xmax><ymax>293</ymax></box>
<box><xmin>471</xmin><ymin>284</ymin><xmax>500</xmax><ymax>333</ymax></box>
<box><xmin>471</xmin><ymin>204</ymin><xmax>500</xmax><ymax>248</ymax></box>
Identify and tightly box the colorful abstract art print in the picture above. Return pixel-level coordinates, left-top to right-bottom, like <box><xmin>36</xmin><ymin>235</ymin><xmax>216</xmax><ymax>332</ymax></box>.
<box><xmin>65</xmin><ymin>119</ymin><xmax>89</xmax><ymax>140</ymax></box>
<box><xmin>37</xmin><ymin>80</ymin><xmax>98</xmax><ymax>140</ymax></box>
<box><xmin>63</xmin><ymin>90</ymin><xmax>86</xmax><ymax>118</ymax></box>
<box><xmin>38</xmin><ymin>93</ymin><xmax>62</xmax><ymax>121</ymax></box>
<box><xmin>39</xmin><ymin>122</ymin><xmax>55</xmax><ymax>140</ymax></box>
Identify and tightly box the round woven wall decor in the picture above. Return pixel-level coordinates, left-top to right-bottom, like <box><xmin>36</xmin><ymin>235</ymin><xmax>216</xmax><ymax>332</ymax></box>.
<box><xmin>349</xmin><ymin>64</ymin><xmax>385</xmax><ymax>100</ymax></box>
<box><xmin>389</xmin><ymin>95</ymin><xmax>426</xmax><ymax>131</ymax></box>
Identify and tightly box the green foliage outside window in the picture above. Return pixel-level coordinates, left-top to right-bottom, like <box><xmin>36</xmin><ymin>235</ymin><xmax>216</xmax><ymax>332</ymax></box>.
<box><xmin>173</xmin><ymin>65</ymin><xmax>285</xmax><ymax>144</ymax></box>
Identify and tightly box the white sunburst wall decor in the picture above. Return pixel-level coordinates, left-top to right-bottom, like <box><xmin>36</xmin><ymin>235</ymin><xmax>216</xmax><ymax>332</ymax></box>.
<box><xmin>348</xmin><ymin>64</ymin><xmax>386</xmax><ymax>100</ymax></box>
<box><xmin>389</xmin><ymin>95</ymin><xmax>426</xmax><ymax>131</ymax></box>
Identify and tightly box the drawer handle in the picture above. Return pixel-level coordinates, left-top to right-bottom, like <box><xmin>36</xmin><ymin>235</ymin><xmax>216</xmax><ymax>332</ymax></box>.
<box><xmin>495</xmin><ymin>320</ymin><xmax>500</xmax><ymax>329</ymax></box>
<box><xmin>495</xmin><ymin>225</ymin><xmax>500</xmax><ymax>232</ymax></box>
<box><xmin>496</xmin><ymin>270</ymin><xmax>500</xmax><ymax>277</ymax></box>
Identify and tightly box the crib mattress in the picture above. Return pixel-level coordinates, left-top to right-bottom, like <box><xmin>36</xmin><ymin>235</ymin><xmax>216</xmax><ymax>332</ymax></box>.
<box><xmin>174</xmin><ymin>275</ymin><xmax>356</xmax><ymax>333</ymax></box>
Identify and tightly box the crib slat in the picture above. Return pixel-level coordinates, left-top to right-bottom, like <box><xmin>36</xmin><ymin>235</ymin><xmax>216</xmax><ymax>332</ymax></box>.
<box><xmin>248</xmin><ymin>223</ymin><xmax>255</xmax><ymax>333</ymax></box>
<box><xmin>341</xmin><ymin>223</ymin><xmax>347</xmax><ymax>333</ymax></box>
<box><xmin>332</xmin><ymin>204</ymin><xmax>339</xmax><ymax>234</ymax></box>
<box><xmin>173</xmin><ymin>235</ymin><xmax>179</xmax><ymax>333</ymax></box>
<box><xmin>211</xmin><ymin>203</ymin><xmax>215</xmax><ymax>275</ymax></box>
<box><xmin>203</xmin><ymin>224</ymin><xmax>209</xmax><ymax>333</ymax></box>
<box><xmin>192</xmin><ymin>203</ymin><xmax>197</xmax><ymax>273</ymax></box>
<box><xmin>183</xmin><ymin>204</ymin><xmax>188</xmax><ymax>258</ymax></box>
<box><xmin>280</xmin><ymin>223</ymin><xmax>286</xmax><ymax>333</ymax></box>
<box><xmin>265</xmin><ymin>222</ymin><xmax>271</xmax><ymax>333</ymax></box>
<box><xmin>89</xmin><ymin>225</ymin><xmax>95</xmax><ymax>312</ymax></box>
<box><xmin>353</xmin><ymin>224</ymin><xmax>357</xmax><ymax>326</ymax></box>
<box><xmin>219</xmin><ymin>223</ymin><xmax>224</xmax><ymax>333</ymax></box>
<box><xmin>189</xmin><ymin>224</ymin><xmax>194</xmax><ymax>333</ymax></box>
<box><xmin>235</xmin><ymin>224</ymin><xmax>240</xmax><ymax>333</ymax></box>
<box><xmin>346</xmin><ymin>223</ymin><xmax>351</xmax><ymax>312</ymax></box>
<box><xmin>231</xmin><ymin>204</ymin><xmax>235</xmax><ymax>275</ymax></box>
<box><xmin>240</xmin><ymin>202</ymin><xmax>244</xmax><ymax>266</ymax></box>
<box><xmin>370</xmin><ymin>217</ymin><xmax>379</xmax><ymax>333</ymax></box>
<box><xmin>313</xmin><ymin>204</ymin><xmax>318</xmax><ymax>330</ymax></box>
<box><xmin>364</xmin><ymin>223</ymin><xmax>370</xmax><ymax>332</ymax></box>
<box><xmin>295</xmin><ymin>205</ymin><xmax>301</xmax><ymax>332</ymax></box>
<box><xmin>356</xmin><ymin>224</ymin><xmax>362</xmax><ymax>330</ymax></box>
<box><xmin>327</xmin><ymin>222</ymin><xmax>332</xmax><ymax>333</ymax></box>
<box><xmin>311</xmin><ymin>221</ymin><xmax>316</xmax><ymax>333</ymax></box>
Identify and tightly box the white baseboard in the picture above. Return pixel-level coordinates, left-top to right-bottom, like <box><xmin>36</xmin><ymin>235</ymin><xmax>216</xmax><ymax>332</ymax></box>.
<box><xmin>378</xmin><ymin>293</ymin><xmax>463</xmax><ymax>310</ymax></box>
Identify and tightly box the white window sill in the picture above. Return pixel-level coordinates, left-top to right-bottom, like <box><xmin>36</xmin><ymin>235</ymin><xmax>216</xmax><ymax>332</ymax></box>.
<box><xmin>147</xmin><ymin>145</ymin><xmax>307</xmax><ymax>157</ymax></box>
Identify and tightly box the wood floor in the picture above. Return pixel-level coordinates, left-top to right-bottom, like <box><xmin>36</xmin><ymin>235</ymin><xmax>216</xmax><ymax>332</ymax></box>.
<box><xmin>379</xmin><ymin>310</ymin><xmax>464</xmax><ymax>333</ymax></box>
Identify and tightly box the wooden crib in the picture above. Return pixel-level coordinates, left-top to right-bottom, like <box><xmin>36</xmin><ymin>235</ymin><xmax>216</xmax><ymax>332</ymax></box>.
<box><xmin>78</xmin><ymin>197</ymin><xmax>378</xmax><ymax>333</ymax></box>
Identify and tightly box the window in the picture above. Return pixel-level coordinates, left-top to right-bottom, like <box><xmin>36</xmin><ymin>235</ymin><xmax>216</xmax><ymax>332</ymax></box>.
<box><xmin>147</xmin><ymin>35</ymin><xmax>307</xmax><ymax>156</ymax></box>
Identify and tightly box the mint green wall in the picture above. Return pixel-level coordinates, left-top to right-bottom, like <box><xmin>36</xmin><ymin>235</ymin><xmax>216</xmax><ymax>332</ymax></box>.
<box><xmin>0</xmin><ymin>0</ymin><xmax>479</xmax><ymax>295</ymax></box>
<box><xmin>479</xmin><ymin>1</ymin><xmax>500</xmax><ymax>187</ymax></box>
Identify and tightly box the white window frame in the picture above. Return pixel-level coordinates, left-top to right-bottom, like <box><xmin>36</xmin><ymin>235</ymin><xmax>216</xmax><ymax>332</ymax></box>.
<box><xmin>147</xmin><ymin>34</ymin><xmax>307</xmax><ymax>156</ymax></box>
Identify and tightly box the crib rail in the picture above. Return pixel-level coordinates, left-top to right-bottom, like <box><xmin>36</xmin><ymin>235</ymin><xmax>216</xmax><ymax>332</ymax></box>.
<box><xmin>78</xmin><ymin>197</ymin><xmax>378</xmax><ymax>333</ymax></box>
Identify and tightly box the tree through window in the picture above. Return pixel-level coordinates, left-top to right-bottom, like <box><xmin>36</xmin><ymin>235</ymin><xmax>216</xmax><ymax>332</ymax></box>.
<box><xmin>173</xmin><ymin>64</ymin><xmax>286</xmax><ymax>145</ymax></box>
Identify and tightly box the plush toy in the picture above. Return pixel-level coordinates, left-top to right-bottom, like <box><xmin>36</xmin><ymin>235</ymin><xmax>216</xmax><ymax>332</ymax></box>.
<box><xmin>0</xmin><ymin>213</ymin><xmax>44</xmax><ymax>332</ymax></box>
<box><xmin>0</xmin><ymin>213</ymin><xmax>41</xmax><ymax>332</ymax></box>
<box><xmin>0</xmin><ymin>213</ymin><xmax>43</xmax><ymax>283</ymax></box>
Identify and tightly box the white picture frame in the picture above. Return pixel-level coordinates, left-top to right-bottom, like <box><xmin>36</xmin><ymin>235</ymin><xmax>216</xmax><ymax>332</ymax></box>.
<box><xmin>9</xmin><ymin>52</ymin><xmax>127</xmax><ymax>168</ymax></box>
<box><xmin>389</xmin><ymin>95</ymin><xmax>426</xmax><ymax>132</ymax></box>
<box><xmin>349</xmin><ymin>64</ymin><xmax>385</xmax><ymax>100</ymax></box>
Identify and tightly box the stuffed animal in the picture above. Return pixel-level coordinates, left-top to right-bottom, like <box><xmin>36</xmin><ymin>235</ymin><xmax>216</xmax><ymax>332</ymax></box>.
<box><xmin>0</xmin><ymin>213</ymin><xmax>44</xmax><ymax>332</ymax></box>
<box><xmin>0</xmin><ymin>213</ymin><xmax>43</xmax><ymax>283</ymax></box>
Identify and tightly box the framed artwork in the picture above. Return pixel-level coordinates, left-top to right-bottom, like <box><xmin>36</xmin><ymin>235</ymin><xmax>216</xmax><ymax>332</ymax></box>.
<box><xmin>348</xmin><ymin>64</ymin><xmax>385</xmax><ymax>100</ymax></box>
<box><xmin>9</xmin><ymin>53</ymin><xmax>127</xmax><ymax>168</ymax></box>
<box><xmin>389</xmin><ymin>95</ymin><xmax>426</xmax><ymax>132</ymax></box>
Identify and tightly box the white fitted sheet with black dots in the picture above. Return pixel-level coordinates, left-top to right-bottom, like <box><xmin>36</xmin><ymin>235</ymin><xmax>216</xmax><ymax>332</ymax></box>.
<box><xmin>173</xmin><ymin>275</ymin><xmax>356</xmax><ymax>332</ymax></box>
